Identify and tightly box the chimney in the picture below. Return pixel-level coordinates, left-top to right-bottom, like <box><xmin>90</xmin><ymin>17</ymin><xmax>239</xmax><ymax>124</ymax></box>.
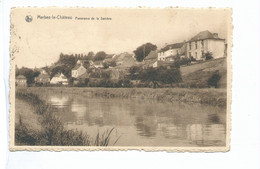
<box><xmin>213</xmin><ymin>33</ymin><xmax>218</xmax><ymax>38</ymax></box>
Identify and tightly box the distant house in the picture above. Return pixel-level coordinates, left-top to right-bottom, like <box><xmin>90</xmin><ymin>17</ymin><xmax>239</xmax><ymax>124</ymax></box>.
<box><xmin>50</xmin><ymin>73</ymin><xmax>68</xmax><ymax>85</ymax></box>
<box><xmin>73</xmin><ymin>72</ymin><xmax>90</xmax><ymax>85</ymax></box>
<box><xmin>15</xmin><ymin>75</ymin><xmax>27</xmax><ymax>87</ymax></box>
<box><xmin>186</xmin><ymin>30</ymin><xmax>226</xmax><ymax>60</ymax></box>
<box><xmin>158</xmin><ymin>42</ymin><xmax>186</xmax><ymax>61</ymax></box>
<box><xmin>35</xmin><ymin>71</ymin><xmax>50</xmax><ymax>84</ymax></box>
<box><xmin>93</xmin><ymin>61</ymin><xmax>104</xmax><ymax>68</ymax></box>
<box><xmin>72</xmin><ymin>60</ymin><xmax>87</xmax><ymax>78</ymax></box>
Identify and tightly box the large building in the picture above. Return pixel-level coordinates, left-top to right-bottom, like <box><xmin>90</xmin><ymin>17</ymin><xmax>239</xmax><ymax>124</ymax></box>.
<box><xmin>157</xmin><ymin>30</ymin><xmax>226</xmax><ymax>63</ymax></box>
<box><xmin>186</xmin><ymin>30</ymin><xmax>226</xmax><ymax>60</ymax></box>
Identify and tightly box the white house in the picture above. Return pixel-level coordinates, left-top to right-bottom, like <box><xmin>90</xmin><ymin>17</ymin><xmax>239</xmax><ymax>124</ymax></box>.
<box><xmin>71</xmin><ymin>60</ymin><xmax>87</xmax><ymax>78</ymax></box>
<box><xmin>158</xmin><ymin>42</ymin><xmax>186</xmax><ymax>61</ymax></box>
<box><xmin>186</xmin><ymin>30</ymin><xmax>226</xmax><ymax>60</ymax></box>
<box><xmin>50</xmin><ymin>73</ymin><xmax>68</xmax><ymax>85</ymax></box>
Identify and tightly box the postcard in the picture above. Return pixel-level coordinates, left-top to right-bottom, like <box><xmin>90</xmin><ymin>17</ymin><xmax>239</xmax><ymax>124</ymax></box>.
<box><xmin>9</xmin><ymin>8</ymin><xmax>232</xmax><ymax>151</ymax></box>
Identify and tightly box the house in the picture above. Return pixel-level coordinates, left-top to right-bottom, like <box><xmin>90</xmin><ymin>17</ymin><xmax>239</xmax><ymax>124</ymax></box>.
<box><xmin>50</xmin><ymin>73</ymin><xmax>68</xmax><ymax>85</ymax></box>
<box><xmin>16</xmin><ymin>75</ymin><xmax>27</xmax><ymax>87</ymax></box>
<box><xmin>73</xmin><ymin>72</ymin><xmax>90</xmax><ymax>85</ymax></box>
<box><xmin>186</xmin><ymin>30</ymin><xmax>226</xmax><ymax>60</ymax></box>
<box><xmin>34</xmin><ymin>73</ymin><xmax>50</xmax><ymax>84</ymax></box>
<box><xmin>158</xmin><ymin>42</ymin><xmax>186</xmax><ymax>61</ymax></box>
<box><xmin>71</xmin><ymin>60</ymin><xmax>87</xmax><ymax>78</ymax></box>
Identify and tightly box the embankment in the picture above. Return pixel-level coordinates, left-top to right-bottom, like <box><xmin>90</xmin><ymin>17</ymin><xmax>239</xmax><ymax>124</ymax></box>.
<box><xmin>23</xmin><ymin>87</ymin><xmax>227</xmax><ymax>107</ymax></box>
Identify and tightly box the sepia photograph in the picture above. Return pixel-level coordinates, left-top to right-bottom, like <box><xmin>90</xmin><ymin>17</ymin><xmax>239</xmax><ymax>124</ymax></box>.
<box><xmin>9</xmin><ymin>8</ymin><xmax>232</xmax><ymax>151</ymax></box>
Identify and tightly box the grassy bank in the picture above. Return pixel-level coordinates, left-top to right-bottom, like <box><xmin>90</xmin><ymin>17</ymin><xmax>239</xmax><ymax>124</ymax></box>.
<box><xmin>15</xmin><ymin>91</ymin><xmax>117</xmax><ymax>146</ymax></box>
<box><xmin>23</xmin><ymin>87</ymin><xmax>227</xmax><ymax>107</ymax></box>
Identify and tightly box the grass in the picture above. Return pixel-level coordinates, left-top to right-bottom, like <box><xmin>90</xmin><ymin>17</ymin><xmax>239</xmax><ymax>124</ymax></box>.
<box><xmin>180</xmin><ymin>57</ymin><xmax>227</xmax><ymax>88</ymax></box>
<box><xmin>15</xmin><ymin>91</ymin><xmax>119</xmax><ymax>146</ymax></box>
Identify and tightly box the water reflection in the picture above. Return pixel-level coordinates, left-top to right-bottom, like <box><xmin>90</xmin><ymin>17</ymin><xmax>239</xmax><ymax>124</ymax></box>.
<box><xmin>47</xmin><ymin>93</ymin><xmax>226</xmax><ymax>147</ymax></box>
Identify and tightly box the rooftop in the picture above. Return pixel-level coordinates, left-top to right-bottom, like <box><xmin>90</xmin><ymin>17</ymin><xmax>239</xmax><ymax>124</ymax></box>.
<box><xmin>189</xmin><ymin>30</ymin><xmax>224</xmax><ymax>42</ymax></box>
<box><xmin>160</xmin><ymin>42</ymin><xmax>184</xmax><ymax>52</ymax></box>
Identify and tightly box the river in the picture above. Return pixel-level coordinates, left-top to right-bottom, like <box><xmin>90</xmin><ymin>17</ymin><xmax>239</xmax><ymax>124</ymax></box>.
<box><xmin>40</xmin><ymin>92</ymin><xmax>226</xmax><ymax>147</ymax></box>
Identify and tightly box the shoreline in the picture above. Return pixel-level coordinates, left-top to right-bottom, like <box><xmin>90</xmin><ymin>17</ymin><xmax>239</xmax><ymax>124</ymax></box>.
<box><xmin>20</xmin><ymin>87</ymin><xmax>227</xmax><ymax>107</ymax></box>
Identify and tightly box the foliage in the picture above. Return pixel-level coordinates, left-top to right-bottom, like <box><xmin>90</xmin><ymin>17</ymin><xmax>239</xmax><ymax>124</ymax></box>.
<box><xmin>94</xmin><ymin>51</ymin><xmax>107</xmax><ymax>61</ymax></box>
<box><xmin>133</xmin><ymin>43</ymin><xmax>157</xmax><ymax>62</ymax></box>
<box><xmin>128</xmin><ymin>66</ymin><xmax>142</xmax><ymax>80</ymax></box>
<box><xmin>86</xmin><ymin>51</ymin><xmax>95</xmax><ymax>60</ymax></box>
<box><xmin>102</xmin><ymin>62</ymin><xmax>109</xmax><ymax>69</ymax></box>
<box><xmin>50</xmin><ymin>65</ymin><xmax>71</xmax><ymax>79</ymax></box>
<box><xmin>208</xmin><ymin>71</ymin><xmax>221</xmax><ymax>88</ymax></box>
<box><xmin>202</xmin><ymin>52</ymin><xmax>213</xmax><ymax>60</ymax></box>
<box><xmin>139</xmin><ymin>67</ymin><xmax>182</xmax><ymax>85</ymax></box>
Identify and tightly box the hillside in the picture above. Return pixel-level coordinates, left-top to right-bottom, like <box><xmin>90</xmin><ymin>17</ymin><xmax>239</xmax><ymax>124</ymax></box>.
<box><xmin>180</xmin><ymin>57</ymin><xmax>227</xmax><ymax>88</ymax></box>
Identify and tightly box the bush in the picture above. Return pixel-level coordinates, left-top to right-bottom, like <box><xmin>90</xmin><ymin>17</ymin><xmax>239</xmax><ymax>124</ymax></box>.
<box><xmin>208</xmin><ymin>71</ymin><xmax>221</xmax><ymax>88</ymax></box>
<box><xmin>203</xmin><ymin>52</ymin><xmax>213</xmax><ymax>60</ymax></box>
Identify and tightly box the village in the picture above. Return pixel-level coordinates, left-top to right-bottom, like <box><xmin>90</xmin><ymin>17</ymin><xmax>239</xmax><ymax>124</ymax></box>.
<box><xmin>15</xmin><ymin>30</ymin><xmax>227</xmax><ymax>88</ymax></box>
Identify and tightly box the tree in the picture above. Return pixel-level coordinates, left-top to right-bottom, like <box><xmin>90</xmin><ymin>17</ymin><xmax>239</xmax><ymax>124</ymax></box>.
<box><xmin>85</xmin><ymin>51</ymin><xmax>95</xmax><ymax>60</ymax></box>
<box><xmin>16</xmin><ymin>67</ymin><xmax>40</xmax><ymax>84</ymax></box>
<box><xmin>133</xmin><ymin>43</ymin><xmax>157</xmax><ymax>62</ymax></box>
<box><xmin>94</xmin><ymin>51</ymin><xmax>107</xmax><ymax>61</ymax></box>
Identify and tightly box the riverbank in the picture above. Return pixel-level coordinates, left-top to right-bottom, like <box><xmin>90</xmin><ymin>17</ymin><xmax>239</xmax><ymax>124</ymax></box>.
<box><xmin>15</xmin><ymin>91</ymin><xmax>117</xmax><ymax>146</ymax></box>
<box><xmin>21</xmin><ymin>87</ymin><xmax>227</xmax><ymax>107</ymax></box>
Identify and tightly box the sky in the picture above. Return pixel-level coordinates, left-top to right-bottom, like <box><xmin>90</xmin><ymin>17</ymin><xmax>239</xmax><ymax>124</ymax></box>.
<box><xmin>11</xmin><ymin>8</ymin><xmax>231</xmax><ymax>68</ymax></box>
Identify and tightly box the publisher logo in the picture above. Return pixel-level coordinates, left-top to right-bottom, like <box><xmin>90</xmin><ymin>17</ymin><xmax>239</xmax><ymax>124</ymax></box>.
<box><xmin>25</xmin><ymin>15</ymin><xmax>33</xmax><ymax>23</ymax></box>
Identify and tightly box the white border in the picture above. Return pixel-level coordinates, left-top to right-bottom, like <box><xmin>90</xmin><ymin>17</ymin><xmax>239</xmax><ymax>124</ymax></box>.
<box><xmin>1</xmin><ymin>0</ymin><xmax>260</xmax><ymax>169</ymax></box>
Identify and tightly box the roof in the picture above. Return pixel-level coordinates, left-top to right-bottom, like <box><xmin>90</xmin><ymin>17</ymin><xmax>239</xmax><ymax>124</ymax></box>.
<box><xmin>77</xmin><ymin>72</ymin><xmax>89</xmax><ymax>79</ymax></box>
<box><xmin>53</xmin><ymin>73</ymin><xmax>67</xmax><ymax>79</ymax></box>
<box><xmin>189</xmin><ymin>30</ymin><xmax>224</xmax><ymax>42</ymax></box>
<box><xmin>72</xmin><ymin>64</ymin><xmax>86</xmax><ymax>70</ymax></box>
<box><xmin>144</xmin><ymin>50</ymin><xmax>158</xmax><ymax>60</ymax></box>
<box><xmin>160</xmin><ymin>42</ymin><xmax>184</xmax><ymax>52</ymax></box>
<box><xmin>16</xmin><ymin>75</ymin><xmax>26</xmax><ymax>79</ymax></box>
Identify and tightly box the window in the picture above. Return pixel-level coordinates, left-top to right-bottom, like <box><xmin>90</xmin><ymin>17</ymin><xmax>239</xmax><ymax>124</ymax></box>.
<box><xmin>195</xmin><ymin>52</ymin><xmax>197</xmax><ymax>58</ymax></box>
<box><xmin>195</xmin><ymin>41</ymin><xmax>197</xmax><ymax>49</ymax></box>
<box><xmin>201</xmin><ymin>50</ymin><xmax>204</xmax><ymax>56</ymax></box>
<box><xmin>189</xmin><ymin>42</ymin><xmax>191</xmax><ymax>50</ymax></box>
<box><xmin>201</xmin><ymin>40</ymin><xmax>204</xmax><ymax>48</ymax></box>
<box><xmin>189</xmin><ymin>52</ymin><xmax>191</xmax><ymax>58</ymax></box>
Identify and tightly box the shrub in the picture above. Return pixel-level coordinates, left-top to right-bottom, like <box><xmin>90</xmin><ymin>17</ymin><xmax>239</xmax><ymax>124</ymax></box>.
<box><xmin>208</xmin><ymin>71</ymin><xmax>221</xmax><ymax>88</ymax></box>
<box><xmin>203</xmin><ymin>52</ymin><xmax>213</xmax><ymax>60</ymax></box>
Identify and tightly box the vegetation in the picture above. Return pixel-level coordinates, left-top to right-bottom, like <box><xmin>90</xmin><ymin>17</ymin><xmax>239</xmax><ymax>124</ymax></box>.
<box><xmin>202</xmin><ymin>52</ymin><xmax>213</xmax><ymax>60</ymax></box>
<box><xmin>208</xmin><ymin>71</ymin><xmax>221</xmax><ymax>88</ymax></box>
<box><xmin>94</xmin><ymin>51</ymin><xmax>107</xmax><ymax>61</ymax></box>
<box><xmin>133</xmin><ymin>43</ymin><xmax>157</xmax><ymax>62</ymax></box>
<box><xmin>15</xmin><ymin>67</ymin><xmax>40</xmax><ymax>84</ymax></box>
<box><xmin>15</xmin><ymin>91</ymin><xmax>118</xmax><ymax>146</ymax></box>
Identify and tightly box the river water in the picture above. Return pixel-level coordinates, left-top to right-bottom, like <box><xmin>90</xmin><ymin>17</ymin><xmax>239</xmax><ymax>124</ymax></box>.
<box><xmin>41</xmin><ymin>92</ymin><xmax>226</xmax><ymax>147</ymax></box>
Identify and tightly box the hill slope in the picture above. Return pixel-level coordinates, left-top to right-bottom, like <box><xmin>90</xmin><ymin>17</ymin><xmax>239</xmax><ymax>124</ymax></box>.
<box><xmin>180</xmin><ymin>57</ymin><xmax>227</xmax><ymax>88</ymax></box>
